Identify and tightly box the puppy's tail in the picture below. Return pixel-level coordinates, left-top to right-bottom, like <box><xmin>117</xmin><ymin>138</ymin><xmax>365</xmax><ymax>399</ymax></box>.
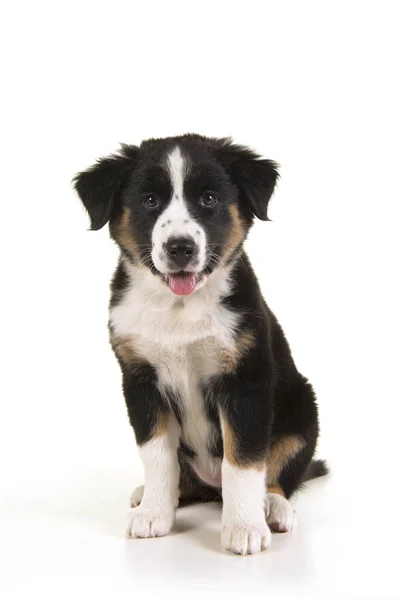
<box><xmin>302</xmin><ymin>459</ymin><xmax>329</xmax><ymax>483</ymax></box>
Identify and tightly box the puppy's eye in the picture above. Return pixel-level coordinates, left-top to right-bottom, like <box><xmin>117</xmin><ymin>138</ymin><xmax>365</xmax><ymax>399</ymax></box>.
<box><xmin>201</xmin><ymin>192</ymin><xmax>218</xmax><ymax>207</ymax></box>
<box><xmin>143</xmin><ymin>194</ymin><xmax>160</xmax><ymax>209</ymax></box>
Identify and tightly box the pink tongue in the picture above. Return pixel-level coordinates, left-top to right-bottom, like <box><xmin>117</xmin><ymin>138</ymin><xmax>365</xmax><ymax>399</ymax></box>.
<box><xmin>168</xmin><ymin>273</ymin><xmax>197</xmax><ymax>295</ymax></box>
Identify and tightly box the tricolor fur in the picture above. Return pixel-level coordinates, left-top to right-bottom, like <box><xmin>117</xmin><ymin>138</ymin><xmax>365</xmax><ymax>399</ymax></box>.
<box><xmin>74</xmin><ymin>134</ymin><xmax>327</xmax><ymax>555</ymax></box>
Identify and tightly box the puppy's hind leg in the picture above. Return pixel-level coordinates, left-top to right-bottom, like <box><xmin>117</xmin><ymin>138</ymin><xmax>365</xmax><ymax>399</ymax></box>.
<box><xmin>266</xmin><ymin>485</ymin><xmax>297</xmax><ymax>533</ymax></box>
<box><xmin>130</xmin><ymin>485</ymin><xmax>144</xmax><ymax>508</ymax></box>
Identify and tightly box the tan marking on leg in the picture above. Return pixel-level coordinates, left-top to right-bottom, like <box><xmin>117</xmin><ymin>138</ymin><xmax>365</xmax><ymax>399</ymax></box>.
<box><xmin>153</xmin><ymin>412</ymin><xmax>169</xmax><ymax>438</ymax></box>
<box><xmin>221</xmin><ymin>204</ymin><xmax>246</xmax><ymax>264</ymax></box>
<box><xmin>220</xmin><ymin>330</ymin><xmax>255</xmax><ymax>374</ymax></box>
<box><xmin>110</xmin><ymin>207</ymin><xmax>140</xmax><ymax>258</ymax></box>
<box><xmin>267</xmin><ymin>484</ymin><xmax>285</xmax><ymax>497</ymax></box>
<box><xmin>267</xmin><ymin>434</ymin><xmax>306</xmax><ymax>484</ymax></box>
<box><xmin>135</xmin><ymin>412</ymin><xmax>170</xmax><ymax>447</ymax></box>
<box><xmin>221</xmin><ymin>413</ymin><xmax>265</xmax><ymax>471</ymax></box>
<box><xmin>222</xmin><ymin>417</ymin><xmax>236</xmax><ymax>465</ymax></box>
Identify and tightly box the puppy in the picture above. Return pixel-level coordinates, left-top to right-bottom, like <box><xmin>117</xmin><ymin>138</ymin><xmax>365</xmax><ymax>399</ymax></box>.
<box><xmin>73</xmin><ymin>134</ymin><xmax>327</xmax><ymax>555</ymax></box>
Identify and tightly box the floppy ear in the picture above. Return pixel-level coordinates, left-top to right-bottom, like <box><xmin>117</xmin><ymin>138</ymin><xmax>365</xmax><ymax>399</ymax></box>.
<box><xmin>73</xmin><ymin>144</ymin><xmax>140</xmax><ymax>230</ymax></box>
<box><xmin>215</xmin><ymin>138</ymin><xmax>279</xmax><ymax>221</ymax></box>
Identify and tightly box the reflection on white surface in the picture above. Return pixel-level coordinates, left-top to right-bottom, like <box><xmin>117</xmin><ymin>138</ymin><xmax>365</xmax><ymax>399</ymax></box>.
<box><xmin>0</xmin><ymin>465</ymin><xmax>397</xmax><ymax>599</ymax></box>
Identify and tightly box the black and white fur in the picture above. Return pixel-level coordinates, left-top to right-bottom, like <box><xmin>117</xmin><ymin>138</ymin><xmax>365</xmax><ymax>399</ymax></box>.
<box><xmin>74</xmin><ymin>134</ymin><xmax>327</xmax><ymax>555</ymax></box>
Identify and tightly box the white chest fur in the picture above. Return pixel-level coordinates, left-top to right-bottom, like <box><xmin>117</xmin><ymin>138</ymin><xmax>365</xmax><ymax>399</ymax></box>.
<box><xmin>109</xmin><ymin>262</ymin><xmax>240</xmax><ymax>486</ymax></box>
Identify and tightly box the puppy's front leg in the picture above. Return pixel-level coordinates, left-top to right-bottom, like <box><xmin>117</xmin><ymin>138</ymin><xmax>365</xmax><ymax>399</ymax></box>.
<box><xmin>123</xmin><ymin>370</ymin><xmax>180</xmax><ymax>538</ymax></box>
<box><xmin>219</xmin><ymin>397</ymin><xmax>272</xmax><ymax>555</ymax></box>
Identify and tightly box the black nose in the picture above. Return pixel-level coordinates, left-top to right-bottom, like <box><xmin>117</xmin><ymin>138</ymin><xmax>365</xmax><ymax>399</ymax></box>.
<box><xmin>165</xmin><ymin>237</ymin><xmax>197</xmax><ymax>268</ymax></box>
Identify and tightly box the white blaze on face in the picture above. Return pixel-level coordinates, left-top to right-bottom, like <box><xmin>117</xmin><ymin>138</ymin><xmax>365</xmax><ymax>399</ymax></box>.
<box><xmin>151</xmin><ymin>146</ymin><xmax>207</xmax><ymax>274</ymax></box>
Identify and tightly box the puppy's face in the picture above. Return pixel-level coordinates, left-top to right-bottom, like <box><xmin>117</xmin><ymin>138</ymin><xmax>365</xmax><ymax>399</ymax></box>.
<box><xmin>74</xmin><ymin>135</ymin><xmax>278</xmax><ymax>295</ymax></box>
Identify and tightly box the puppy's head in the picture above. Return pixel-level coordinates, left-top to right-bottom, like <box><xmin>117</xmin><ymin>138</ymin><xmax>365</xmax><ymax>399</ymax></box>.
<box><xmin>73</xmin><ymin>134</ymin><xmax>279</xmax><ymax>295</ymax></box>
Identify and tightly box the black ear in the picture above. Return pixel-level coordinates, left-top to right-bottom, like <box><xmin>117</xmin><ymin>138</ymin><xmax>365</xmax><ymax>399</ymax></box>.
<box><xmin>73</xmin><ymin>144</ymin><xmax>140</xmax><ymax>230</ymax></box>
<box><xmin>215</xmin><ymin>138</ymin><xmax>279</xmax><ymax>221</ymax></box>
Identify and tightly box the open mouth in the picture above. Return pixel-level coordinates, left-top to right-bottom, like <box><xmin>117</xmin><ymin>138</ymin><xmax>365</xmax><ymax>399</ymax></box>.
<box><xmin>149</xmin><ymin>252</ymin><xmax>218</xmax><ymax>296</ymax></box>
<box><xmin>160</xmin><ymin>271</ymin><xmax>206</xmax><ymax>295</ymax></box>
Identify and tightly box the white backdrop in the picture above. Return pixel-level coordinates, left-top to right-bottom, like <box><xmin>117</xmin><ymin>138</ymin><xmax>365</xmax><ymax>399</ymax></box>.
<box><xmin>1</xmin><ymin>1</ymin><xmax>399</xmax><ymax>599</ymax></box>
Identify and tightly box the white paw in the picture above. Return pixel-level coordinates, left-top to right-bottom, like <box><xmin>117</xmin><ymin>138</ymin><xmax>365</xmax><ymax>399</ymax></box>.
<box><xmin>221</xmin><ymin>521</ymin><xmax>271</xmax><ymax>555</ymax></box>
<box><xmin>266</xmin><ymin>493</ymin><xmax>297</xmax><ymax>533</ymax></box>
<box><xmin>130</xmin><ymin>485</ymin><xmax>144</xmax><ymax>508</ymax></box>
<box><xmin>127</xmin><ymin>507</ymin><xmax>174</xmax><ymax>538</ymax></box>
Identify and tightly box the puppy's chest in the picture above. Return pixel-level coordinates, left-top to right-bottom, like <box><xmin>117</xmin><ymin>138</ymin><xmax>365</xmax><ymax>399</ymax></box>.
<box><xmin>110</xmin><ymin>285</ymin><xmax>239</xmax><ymax>436</ymax></box>
<box><xmin>110</xmin><ymin>284</ymin><xmax>239</xmax><ymax>382</ymax></box>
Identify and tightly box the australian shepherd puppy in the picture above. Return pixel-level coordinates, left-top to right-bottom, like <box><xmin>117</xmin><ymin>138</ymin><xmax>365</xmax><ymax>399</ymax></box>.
<box><xmin>73</xmin><ymin>134</ymin><xmax>327</xmax><ymax>555</ymax></box>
